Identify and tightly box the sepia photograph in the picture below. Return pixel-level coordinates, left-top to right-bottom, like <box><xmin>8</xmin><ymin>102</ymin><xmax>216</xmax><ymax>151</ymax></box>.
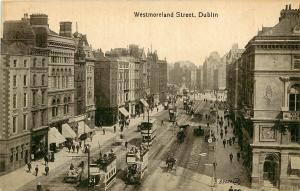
<box><xmin>0</xmin><ymin>0</ymin><xmax>299</xmax><ymax>191</ymax></box>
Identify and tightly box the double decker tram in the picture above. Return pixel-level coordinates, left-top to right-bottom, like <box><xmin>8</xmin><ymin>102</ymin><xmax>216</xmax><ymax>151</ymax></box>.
<box><xmin>140</xmin><ymin>119</ymin><xmax>157</xmax><ymax>146</ymax></box>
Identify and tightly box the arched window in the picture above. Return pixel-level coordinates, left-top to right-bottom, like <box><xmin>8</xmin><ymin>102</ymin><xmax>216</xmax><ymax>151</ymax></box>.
<box><xmin>52</xmin><ymin>99</ymin><xmax>56</xmax><ymax>117</ymax></box>
<box><xmin>69</xmin><ymin>69</ymin><xmax>72</xmax><ymax>75</ymax></box>
<box><xmin>52</xmin><ymin>68</ymin><xmax>55</xmax><ymax>76</ymax></box>
<box><xmin>289</xmin><ymin>84</ymin><xmax>300</xmax><ymax>111</ymax></box>
<box><xmin>42</xmin><ymin>59</ymin><xmax>45</xmax><ymax>67</ymax></box>
<box><xmin>33</xmin><ymin>74</ymin><xmax>37</xmax><ymax>86</ymax></box>
<box><xmin>41</xmin><ymin>74</ymin><xmax>45</xmax><ymax>86</ymax></box>
<box><xmin>62</xmin><ymin>76</ymin><xmax>65</xmax><ymax>88</ymax></box>
<box><xmin>33</xmin><ymin>58</ymin><xmax>37</xmax><ymax>67</ymax></box>
<box><xmin>63</xmin><ymin>97</ymin><xmax>67</xmax><ymax>114</ymax></box>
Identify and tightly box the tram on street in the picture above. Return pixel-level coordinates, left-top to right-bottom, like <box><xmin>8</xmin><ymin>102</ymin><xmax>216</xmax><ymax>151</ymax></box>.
<box><xmin>140</xmin><ymin>118</ymin><xmax>157</xmax><ymax>146</ymax></box>
<box><xmin>169</xmin><ymin>105</ymin><xmax>177</xmax><ymax>122</ymax></box>
<box><xmin>89</xmin><ymin>151</ymin><xmax>117</xmax><ymax>190</ymax></box>
<box><xmin>125</xmin><ymin>146</ymin><xmax>149</xmax><ymax>184</ymax></box>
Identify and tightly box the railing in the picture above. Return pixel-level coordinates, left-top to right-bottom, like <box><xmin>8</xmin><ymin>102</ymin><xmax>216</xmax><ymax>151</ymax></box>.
<box><xmin>282</xmin><ymin>110</ymin><xmax>300</xmax><ymax>121</ymax></box>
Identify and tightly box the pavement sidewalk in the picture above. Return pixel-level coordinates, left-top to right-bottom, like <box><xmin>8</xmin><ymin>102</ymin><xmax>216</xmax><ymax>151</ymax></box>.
<box><xmin>0</xmin><ymin>104</ymin><xmax>164</xmax><ymax>191</ymax></box>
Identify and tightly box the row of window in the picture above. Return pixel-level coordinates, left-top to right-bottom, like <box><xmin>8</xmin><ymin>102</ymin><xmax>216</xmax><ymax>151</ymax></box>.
<box><xmin>13</xmin><ymin>74</ymin><xmax>46</xmax><ymax>87</ymax></box>
<box><xmin>52</xmin><ymin>76</ymin><xmax>69</xmax><ymax>89</ymax></box>
<box><xmin>12</xmin><ymin>90</ymin><xmax>46</xmax><ymax>109</ymax></box>
<box><xmin>10</xmin><ymin>145</ymin><xmax>28</xmax><ymax>163</ymax></box>
<box><xmin>12</xmin><ymin>58</ymin><xmax>46</xmax><ymax>68</ymax></box>
<box><xmin>51</xmin><ymin>56</ymin><xmax>72</xmax><ymax>64</ymax></box>
<box><xmin>12</xmin><ymin>114</ymin><xmax>28</xmax><ymax>133</ymax></box>
<box><xmin>51</xmin><ymin>104</ymin><xmax>70</xmax><ymax>117</ymax></box>
<box><xmin>51</xmin><ymin>68</ymin><xmax>72</xmax><ymax>76</ymax></box>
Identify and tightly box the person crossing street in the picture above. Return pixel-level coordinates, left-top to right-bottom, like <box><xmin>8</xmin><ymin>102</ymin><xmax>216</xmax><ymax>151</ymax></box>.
<box><xmin>35</xmin><ymin>165</ymin><xmax>39</xmax><ymax>176</ymax></box>
<box><xmin>45</xmin><ymin>165</ymin><xmax>49</xmax><ymax>176</ymax></box>
<box><xmin>229</xmin><ymin>153</ymin><xmax>233</xmax><ymax>163</ymax></box>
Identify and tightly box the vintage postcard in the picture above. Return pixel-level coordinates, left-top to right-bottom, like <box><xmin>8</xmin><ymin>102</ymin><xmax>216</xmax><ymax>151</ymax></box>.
<box><xmin>0</xmin><ymin>0</ymin><xmax>300</xmax><ymax>191</ymax></box>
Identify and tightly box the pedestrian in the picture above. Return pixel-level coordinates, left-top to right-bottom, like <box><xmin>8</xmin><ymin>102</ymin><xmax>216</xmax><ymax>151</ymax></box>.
<box><xmin>237</xmin><ymin>152</ymin><xmax>241</xmax><ymax>162</ymax></box>
<box><xmin>223</xmin><ymin>139</ymin><xmax>226</xmax><ymax>148</ymax></box>
<box><xmin>157</xmin><ymin>107</ymin><xmax>159</xmax><ymax>112</ymax></box>
<box><xmin>161</xmin><ymin>120</ymin><xmax>164</xmax><ymax>126</ymax></box>
<box><xmin>229</xmin><ymin>153</ymin><xmax>233</xmax><ymax>163</ymax></box>
<box><xmin>27</xmin><ymin>162</ymin><xmax>32</xmax><ymax>172</ymax></box>
<box><xmin>225</xmin><ymin>129</ymin><xmax>228</xmax><ymax>136</ymax></box>
<box><xmin>45</xmin><ymin>165</ymin><xmax>49</xmax><ymax>176</ymax></box>
<box><xmin>229</xmin><ymin>138</ymin><xmax>232</xmax><ymax>146</ymax></box>
<box><xmin>228</xmin><ymin>186</ymin><xmax>234</xmax><ymax>191</ymax></box>
<box><xmin>44</xmin><ymin>155</ymin><xmax>48</xmax><ymax>165</ymax></box>
<box><xmin>103</xmin><ymin>128</ymin><xmax>105</xmax><ymax>135</ymax></box>
<box><xmin>79</xmin><ymin>140</ymin><xmax>82</xmax><ymax>148</ymax></box>
<box><xmin>232</xmin><ymin>136</ymin><xmax>236</xmax><ymax>144</ymax></box>
<box><xmin>76</xmin><ymin>144</ymin><xmax>80</xmax><ymax>154</ymax></box>
<box><xmin>72</xmin><ymin>144</ymin><xmax>75</xmax><ymax>153</ymax></box>
<box><xmin>113</xmin><ymin>125</ymin><xmax>116</xmax><ymax>133</ymax></box>
<box><xmin>125</xmin><ymin>141</ymin><xmax>128</xmax><ymax>149</ymax></box>
<box><xmin>220</xmin><ymin>132</ymin><xmax>223</xmax><ymax>139</ymax></box>
<box><xmin>67</xmin><ymin>144</ymin><xmax>71</xmax><ymax>152</ymax></box>
<box><xmin>35</xmin><ymin>165</ymin><xmax>39</xmax><ymax>176</ymax></box>
<box><xmin>225</xmin><ymin>125</ymin><xmax>227</xmax><ymax>131</ymax></box>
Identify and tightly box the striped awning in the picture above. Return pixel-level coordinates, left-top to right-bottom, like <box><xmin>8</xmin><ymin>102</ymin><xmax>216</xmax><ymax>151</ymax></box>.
<box><xmin>77</xmin><ymin>121</ymin><xmax>92</xmax><ymax>137</ymax></box>
<box><xmin>140</xmin><ymin>99</ymin><xmax>149</xmax><ymax>108</ymax></box>
<box><xmin>62</xmin><ymin>123</ymin><xmax>76</xmax><ymax>138</ymax></box>
<box><xmin>48</xmin><ymin>127</ymin><xmax>66</xmax><ymax>146</ymax></box>
<box><xmin>119</xmin><ymin>107</ymin><xmax>129</xmax><ymax>117</ymax></box>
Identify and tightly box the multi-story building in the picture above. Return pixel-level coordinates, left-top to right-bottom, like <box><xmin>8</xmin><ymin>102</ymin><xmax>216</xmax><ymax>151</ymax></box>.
<box><xmin>148</xmin><ymin>51</ymin><xmax>160</xmax><ymax>107</ymax></box>
<box><xmin>202</xmin><ymin>52</ymin><xmax>221</xmax><ymax>91</ymax></box>
<box><xmin>73</xmin><ymin>31</ymin><xmax>96</xmax><ymax>129</ymax></box>
<box><xmin>0</xmin><ymin>43</ymin><xmax>32</xmax><ymax>174</ymax></box>
<box><xmin>196</xmin><ymin>66</ymin><xmax>202</xmax><ymax>92</ymax></box>
<box><xmin>94</xmin><ymin>49</ymin><xmax>118</xmax><ymax>126</ymax></box>
<box><xmin>158</xmin><ymin>59</ymin><xmax>168</xmax><ymax>103</ymax></box>
<box><xmin>229</xmin><ymin>5</ymin><xmax>300</xmax><ymax>190</ymax></box>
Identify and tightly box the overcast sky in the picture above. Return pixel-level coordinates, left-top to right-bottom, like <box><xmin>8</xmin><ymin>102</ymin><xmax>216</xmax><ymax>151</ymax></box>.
<box><xmin>1</xmin><ymin>0</ymin><xmax>299</xmax><ymax>65</ymax></box>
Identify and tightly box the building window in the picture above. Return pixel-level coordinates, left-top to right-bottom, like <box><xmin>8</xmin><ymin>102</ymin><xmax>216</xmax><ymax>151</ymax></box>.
<box><xmin>66</xmin><ymin>76</ymin><xmax>68</xmax><ymax>88</ymax></box>
<box><xmin>23</xmin><ymin>75</ymin><xmax>27</xmax><ymax>86</ymax></box>
<box><xmin>53</xmin><ymin>76</ymin><xmax>57</xmax><ymax>88</ymax></box>
<box><xmin>32</xmin><ymin>112</ymin><xmax>36</xmax><ymax>128</ymax></box>
<box><xmin>62</xmin><ymin>76</ymin><xmax>65</xmax><ymax>88</ymax></box>
<box><xmin>24</xmin><ymin>60</ymin><xmax>27</xmax><ymax>67</ymax></box>
<box><xmin>41</xmin><ymin>74</ymin><xmax>45</xmax><ymax>86</ymax></box>
<box><xmin>23</xmin><ymin>93</ymin><xmax>27</xmax><ymax>107</ymax></box>
<box><xmin>290</xmin><ymin>124</ymin><xmax>300</xmax><ymax>143</ymax></box>
<box><xmin>13</xmin><ymin>75</ymin><xmax>17</xmax><ymax>87</ymax></box>
<box><xmin>13</xmin><ymin>94</ymin><xmax>17</xmax><ymax>108</ymax></box>
<box><xmin>64</xmin><ymin>97</ymin><xmax>67</xmax><ymax>114</ymax></box>
<box><xmin>13</xmin><ymin>60</ymin><xmax>17</xmax><ymax>67</ymax></box>
<box><xmin>41</xmin><ymin>91</ymin><xmax>45</xmax><ymax>104</ymax></box>
<box><xmin>289</xmin><ymin>84</ymin><xmax>300</xmax><ymax>111</ymax></box>
<box><xmin>42</xmin><ymin>59</ymin><xmax>45</xmax><ymax>67</ymax></box>
<box><xmin>32</xmin><ymin>91</ymin><xmax>36</xmax><ymax>105</ymax></box>
<box><xmin>41</xmin><ymin>110</ymin><xmax>45</xmax><ymax>125</ymax></box>
<box><xmin>10</xmin><ymin>150</ymin><xmax>13</xmax><ymax>163</ymax></box>
<box><xmin>33</xmin><ymin>74</ymin><xmax>37</xmax><ymax>86</ymax></box>
<box><xmin>33</xmin><ymin>58</ymin><xmax>37</xmax><ymax>67</ymax></box>
<box><xmin>293</xmin><ymin>55</ymin><xmax>300</xmax><ymax>70</ymax></box>
<box><xmin>12</xmin><ymin>116</ymin><xmax>17</xmax><ymax>133</ymax></box>
<box><xmin>23</xmin><ymin>114</ymin><xmax>27</xmax><ymax>130</ymax></box>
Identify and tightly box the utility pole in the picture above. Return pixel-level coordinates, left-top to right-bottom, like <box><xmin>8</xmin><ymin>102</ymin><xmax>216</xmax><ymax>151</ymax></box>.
<box><xmin>87</xmin><ymin>146</ymin><xmax>90</xmax><ymax>189</ymax></box>
<box><xmin>147</xmin><ymin>108</ymin><xmax>150</xmax><ymax>147</ymax></box>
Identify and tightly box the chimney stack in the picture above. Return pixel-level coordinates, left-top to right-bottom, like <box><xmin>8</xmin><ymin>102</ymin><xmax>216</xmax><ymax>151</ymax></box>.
<box><xmin>289</xmin><ymin>4</ymin><xmax>291</xmax><ymax>10</ymax></box>
<box><xmin>59</xmin><ymin>21</ymin><xmax>72</xmax><ymax>38</ymax></box>
<box><xmin>286</xmin><ymin>5</ymin><xmax>288</xmax><ymax>10</ymax></box>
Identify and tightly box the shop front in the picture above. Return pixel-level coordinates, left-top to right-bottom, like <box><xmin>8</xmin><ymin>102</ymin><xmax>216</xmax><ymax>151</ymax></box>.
<box><xmin>31</xmin><ymin>126</ymin><xmax>49</xmax><ymax>161</ymax></box>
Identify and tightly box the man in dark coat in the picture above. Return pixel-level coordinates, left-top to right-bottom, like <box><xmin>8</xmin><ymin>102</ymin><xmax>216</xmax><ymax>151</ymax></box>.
<box><xmin>223</xmin><ymin>139</ymin><xmax>226</xmax><ymax>148</ymax></box>
<box><xmin>229</xmin><ymin>153</ymin><xmax>233</xmax><ymax>163</ymax></box>
<box><xmin>45</xmin><ymin>165</ymin><xmax>49</xmax><ymax>176</ymax></box>
<box><xmin>35</xmin><ymin>165</ymin><xmax>39</xmax><ymax>176</ymax></box>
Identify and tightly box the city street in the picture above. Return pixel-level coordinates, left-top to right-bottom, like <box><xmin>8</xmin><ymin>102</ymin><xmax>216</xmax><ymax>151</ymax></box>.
<box><xmin>13</xmin><ymin>97</ymin><xmax>254</xmax><ymax>191</ymax></box>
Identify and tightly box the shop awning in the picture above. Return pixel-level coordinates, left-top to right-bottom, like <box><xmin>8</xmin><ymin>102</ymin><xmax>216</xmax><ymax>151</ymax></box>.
<box><xmin>119</xmin><ymin>107</ymin><xmax>129</xmax><ymax>117</ymax></box>
<box><xmin>77</xmin><ymin>121</ymin><xmax>92</xmax><ymax>137</ymax></box>
<box><xmin>48</xmin><ymin>127</ymin><xmax>66</xmax><ymax>146</ymax></box>
<box><xmin>140</xmin><ymin>99</ymin><xmax>149</xmax><ymax>108</ymax></box>
<box><xmin>62</xmin><ymin>123</ymin><xmax>76</xmax><ymax>138</ymax></box>
<box><xmin>291</xmin><ymin>156</ymin><xmax>300</xmax><ymax>170</ymax></box>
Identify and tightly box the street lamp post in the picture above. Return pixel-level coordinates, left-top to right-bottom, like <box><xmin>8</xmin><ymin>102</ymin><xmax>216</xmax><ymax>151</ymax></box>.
<box><xmin>147</xmin><ymin>108</ymin><xmax>150</xmax><ymax>147</ymax></box>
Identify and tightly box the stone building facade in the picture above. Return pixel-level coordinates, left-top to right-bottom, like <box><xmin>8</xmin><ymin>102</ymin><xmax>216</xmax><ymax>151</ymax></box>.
<box><xmin>94</xmin><ymin>50</ymin><xmax>118</xmax><ymax>126</ymax></box>
<box><xmin>73</xmin><ymin>32</ymin><xmax>96</xmax><ymax>129</ymax></box>
<box><xmin>227</xmin><ymin>5</ymin><xmax>300</xmax><ymax>191</ymax></box>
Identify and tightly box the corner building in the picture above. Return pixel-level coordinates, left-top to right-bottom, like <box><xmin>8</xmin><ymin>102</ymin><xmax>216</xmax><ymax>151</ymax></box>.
<box><xmin>239</xmin><ymin>6</ymin><xmax>300</xmax><ymax>190</ymax></box>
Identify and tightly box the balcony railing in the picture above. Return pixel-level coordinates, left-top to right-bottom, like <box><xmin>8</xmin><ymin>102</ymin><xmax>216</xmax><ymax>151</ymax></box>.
<box><xmin>282</xmin><ymin>110</ymin><xmax>300</xmax><ymax>121</ymax></box>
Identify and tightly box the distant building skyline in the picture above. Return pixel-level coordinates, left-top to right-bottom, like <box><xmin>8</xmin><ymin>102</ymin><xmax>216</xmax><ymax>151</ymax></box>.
<box><xmin>2</xmin><ymin>0</ymin><xmax>299</xmax><ymax>65</ymax></box>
